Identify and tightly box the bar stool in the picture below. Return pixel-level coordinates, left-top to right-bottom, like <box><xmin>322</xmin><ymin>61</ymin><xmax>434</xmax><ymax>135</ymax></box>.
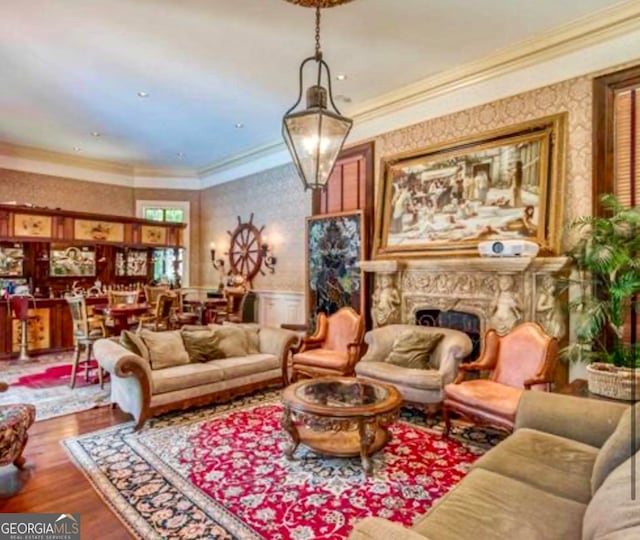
<box><xmin>65</xmin><ymin>295</ymin><xmax>106</xmax><ymax>389</ymax></box>
<box><xmin>9</xmin><ymin>294</ymin><xmax>37</xmax><ymax>362</ymax></box>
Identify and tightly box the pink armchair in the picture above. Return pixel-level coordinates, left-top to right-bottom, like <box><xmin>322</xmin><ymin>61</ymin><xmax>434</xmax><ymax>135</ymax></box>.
<box><xmin>443</xmin><ymin>321</ymin><xmax>558</xmax><ymax>434</ymax></box>
<box><xmin>291</xmin><ymin>307</ymin><xmax>365</xmax><ymax>381</ymax></box>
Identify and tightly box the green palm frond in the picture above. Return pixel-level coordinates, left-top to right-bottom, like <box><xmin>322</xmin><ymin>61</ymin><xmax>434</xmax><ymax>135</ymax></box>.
<box><xmin>566</xmin><ymin>194</ymin><xmax>640</xmax><ymax>367</ymax></box>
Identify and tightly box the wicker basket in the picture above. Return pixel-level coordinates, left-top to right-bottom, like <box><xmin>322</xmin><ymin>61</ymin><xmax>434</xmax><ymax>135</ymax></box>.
<box><xmin>587</xmin><ymin>362</ymin><xmax>639</xmax><ymax>401</ymax></box>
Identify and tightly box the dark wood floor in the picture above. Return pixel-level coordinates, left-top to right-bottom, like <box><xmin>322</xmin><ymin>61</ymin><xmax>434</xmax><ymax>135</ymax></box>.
<box><xmin>0</xmin><ymin>406</ymin><xmax>133</xmax><ymax>539</ymax></box>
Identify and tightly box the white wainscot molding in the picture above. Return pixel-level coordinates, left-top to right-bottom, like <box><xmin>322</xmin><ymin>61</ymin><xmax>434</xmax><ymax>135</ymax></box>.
<box><xmin>254</xmin><ymin>290</ymin><xmax>305</xmax><ymax>328</ymax></box>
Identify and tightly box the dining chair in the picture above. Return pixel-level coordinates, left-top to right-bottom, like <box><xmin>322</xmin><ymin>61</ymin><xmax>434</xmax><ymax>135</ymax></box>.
<box><xmin>137</xmin><ymin>292</ymin><xmax>176</xmax><ymax>332</ymax></box>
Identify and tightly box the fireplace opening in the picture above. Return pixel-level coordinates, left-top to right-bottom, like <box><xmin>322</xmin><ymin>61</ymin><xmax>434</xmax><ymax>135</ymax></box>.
<box><xmin>415</xmin><ymin>309</ymin><xmax>481</xmax><ymax>360</ymax></box>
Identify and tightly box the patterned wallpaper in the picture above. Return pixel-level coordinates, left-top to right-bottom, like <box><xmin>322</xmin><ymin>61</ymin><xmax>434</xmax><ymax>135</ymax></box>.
<box><xmin>0</xmin><ymin>168</ymin><xmax>134</xmax><ymax>215</ymax></box>
<box><xmin>199</xmin><ymin>164</ymin><xmax>311</xmax><ymax>291</ymax></box>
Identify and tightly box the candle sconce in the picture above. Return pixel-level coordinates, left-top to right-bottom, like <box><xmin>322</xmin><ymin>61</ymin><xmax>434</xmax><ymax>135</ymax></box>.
<box><xmin>210</xmin><ymin>243</ymin><xmax>226</xmax><ymax>291</ymax></box>
<box><xmin>260</xmin><ymin>235</ymin><xmax>277</xmax><ymax>274</ymax></box>
<box><xmin>210</xmin><ymin>243</ymin><xmax>226</xmax><ymax>271</ymax></box>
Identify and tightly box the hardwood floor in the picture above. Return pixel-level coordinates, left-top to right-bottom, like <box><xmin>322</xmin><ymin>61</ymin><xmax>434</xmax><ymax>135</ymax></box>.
<box><xmin>0</xmin><ymin>406</ymin><xmax>133</xmax><ymax>539</ymax></box>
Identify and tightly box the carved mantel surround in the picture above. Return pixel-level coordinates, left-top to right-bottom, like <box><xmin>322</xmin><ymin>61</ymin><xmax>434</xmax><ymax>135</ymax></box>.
<box><xmin>360</xmin><ymin>257</ymin><xmax>572</xmax><ymax>342</ymax></box>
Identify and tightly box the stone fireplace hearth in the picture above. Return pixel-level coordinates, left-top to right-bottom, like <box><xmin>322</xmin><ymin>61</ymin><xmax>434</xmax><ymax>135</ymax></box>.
<box><xmin>361</xmin><ymin>256</ymin><xmax>571</xmax><ymax>350</ymax></box>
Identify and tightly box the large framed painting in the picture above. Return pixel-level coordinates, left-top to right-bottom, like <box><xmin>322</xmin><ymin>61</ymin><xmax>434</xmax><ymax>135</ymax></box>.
<box><xmin>373</xmin><ymin>114</ymin><xmax>567</xmax><ymax>257</ymax></box>
<box><xmin>49</xmin><ymin>245</ymin><xmax>96</xmax><ymax>277</ymax></box>
<box><xmin>306</xmin><ymin>210</ymin><xmax>365</xmax><ymax>329</ymax></box>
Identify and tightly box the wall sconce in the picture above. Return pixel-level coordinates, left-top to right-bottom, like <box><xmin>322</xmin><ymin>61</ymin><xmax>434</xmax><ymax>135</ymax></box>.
<box><xmin>260</xmin><ymin>235</ymin><xmax>277</xmax><ymax>273</ymax></box>
<box><xmin>210</xmin><ymin>242</ymin><xmax>225</xmax><ymax>271</ymax></box>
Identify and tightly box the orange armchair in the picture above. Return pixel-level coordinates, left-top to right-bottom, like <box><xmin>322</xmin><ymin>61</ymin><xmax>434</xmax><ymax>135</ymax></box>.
<box><xmin>443</xmin><ymin>321</ymin><xmax>558</xmax><ymax>434</ymax></box>
<box><xmin>291</xmin><ymin>307</ymin><xmax>365</xmax><ymax>381</ymax></box>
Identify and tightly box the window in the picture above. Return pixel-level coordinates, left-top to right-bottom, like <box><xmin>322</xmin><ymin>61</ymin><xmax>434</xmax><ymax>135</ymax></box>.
<box><xmin>136</xmin><ymin>201</ymin><xmax>190</xmax><ymax>286</ymax></box>
<box><xmin>613</xmin><ymin>88</ymin><xmax>639</xmax><ymax>207</ymax></box>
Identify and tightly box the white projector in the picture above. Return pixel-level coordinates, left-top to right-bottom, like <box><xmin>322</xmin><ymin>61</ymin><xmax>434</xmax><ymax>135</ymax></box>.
<box><xmin>478</xmin><ymin>240</ymin><xmax>540</xmax><ymax>257</ymax></box>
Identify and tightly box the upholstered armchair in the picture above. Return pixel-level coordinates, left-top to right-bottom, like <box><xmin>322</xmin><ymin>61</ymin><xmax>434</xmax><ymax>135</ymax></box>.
<box><xmin>355</xmin><ymin>325</ymin><xmax>473</xmax><ymax>411</ymax></box>
<box><xmin>291</xmin><ymin>307</ymin><xmax>365</xmax><ymax>381</ymax></box>
<box><xmin>443</xmin><ymin>321</ymin><xmax>558</xmax><ymax>434</ymax></box>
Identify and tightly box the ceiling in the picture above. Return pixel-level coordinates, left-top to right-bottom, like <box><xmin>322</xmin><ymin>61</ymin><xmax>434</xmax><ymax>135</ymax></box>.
<box><xmin>0</xmin><ymin>0</ymin><xmax>630</xmax><ymax>172</ymax></box>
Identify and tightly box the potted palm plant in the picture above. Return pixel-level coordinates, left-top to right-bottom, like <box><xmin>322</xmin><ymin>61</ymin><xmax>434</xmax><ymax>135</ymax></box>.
<box><xmin>565</xmin><ymin>194</ymin><xmax>640</xmax><ymax>400</ymax></box>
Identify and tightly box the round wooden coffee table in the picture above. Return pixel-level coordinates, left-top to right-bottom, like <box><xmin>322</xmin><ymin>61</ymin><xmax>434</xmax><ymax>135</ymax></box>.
<box><xmin>281</xmin><ymin>377</ymin><xmax>402</xmax><ymax>474</ymax></box>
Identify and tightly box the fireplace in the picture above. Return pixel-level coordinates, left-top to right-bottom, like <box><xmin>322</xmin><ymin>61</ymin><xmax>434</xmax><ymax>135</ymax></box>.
<box><xmin>360</xmin><ymin>256</ymin><xmax>572</xmax><ymax>383</ymax></box>
<box><xmin>415</xmin><ymin>309</ymin><xmax>481</xmax><ymax>360</ymax></box>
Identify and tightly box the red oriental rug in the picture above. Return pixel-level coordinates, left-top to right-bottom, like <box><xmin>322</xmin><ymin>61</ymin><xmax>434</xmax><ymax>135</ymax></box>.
<box><xmin>64</xmin><ymin>392</ymin><xmax>502</xmax><ymax>540</ymax></box>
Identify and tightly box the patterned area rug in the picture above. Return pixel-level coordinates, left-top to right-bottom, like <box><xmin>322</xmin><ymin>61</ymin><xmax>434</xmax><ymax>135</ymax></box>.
<box><xmin>64</xmin><ymin>392</ymin><xmax>504</xmax><ymax>539</ymax></box>
<box><xmin>0</xmin><ymin>353</ymin><xmax>110</xmax><ymax>421</ymax></box>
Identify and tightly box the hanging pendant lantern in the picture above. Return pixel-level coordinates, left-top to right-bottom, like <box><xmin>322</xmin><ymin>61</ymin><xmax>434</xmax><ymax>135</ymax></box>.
<box><xmin>282</xmin><ymin>2</ymin><xmax>353</xmax><ymax>190</ymax></box>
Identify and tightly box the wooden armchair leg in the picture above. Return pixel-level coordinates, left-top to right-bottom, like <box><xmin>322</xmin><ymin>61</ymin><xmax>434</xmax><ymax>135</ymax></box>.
<box><xmin>442</xmin><ymin>405</ymin><xmax>452</xmax><ymax>437</ymax></box>
<box><xmin>13</xmin><ymin>435</ymin><xmax>28</xmax><ymax>469</ymax></box>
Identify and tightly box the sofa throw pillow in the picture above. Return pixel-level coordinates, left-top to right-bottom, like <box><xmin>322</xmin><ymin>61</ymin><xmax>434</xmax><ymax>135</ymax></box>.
<box><xmin>591</xmin><ymin>402</ymin><xmax>640</xmax><ymax>494</ymax></box>
<box><xmin>140</xmin><ymin>329</ymin><xmax>190</xmax><ymax>370</ymax></box>
<box><xmin>181</xmin><ymin>328</ymin><xmax>225</xmax><ymax>363</ymax></box>
<box><xmin>119</xmin><ymin>330</ymin><xmax>150</xmax><ymax>363</ymax></box>
<box><xmin>209</xmin><ymin>325</ymin><xmax>249</xmax><ymax>358</ymax></box>
<box><xmin>385</xmin><ymin>331</ymin><xmax>444</xmax><ymax>369</ymax></box>
<box><xmin>222</xmin><ymin>322</ymin><xmax>260</xmax><ymax>354</ymax></box>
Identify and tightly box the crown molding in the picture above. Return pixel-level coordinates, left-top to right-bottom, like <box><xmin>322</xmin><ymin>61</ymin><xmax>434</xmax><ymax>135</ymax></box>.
<box><xmin>348</xmin><ymin>0</ymin><xmax>640</xmax><ymax>123</ymax></box>
<box><xmin>0</xmin><ymin>141</ymin><xmax>133</xmax><ymax>176</ymax></box>
<box><xmin>0</xmin><ymin>141</ymin><xmax>200</xmax><ymax>189</ymax></box>
<box><xmin>3</xmin><ymin>1</ymin><xmax>640</xmax><ymax>188</ymax></box>
<box><xmin>198</xmin><ymin>139</ymin><xmax>285</xmax><ymax>177</ymax></box>
<box><xmin>196</xmin><ymin>0</ymin><xmax>640</xmax><ymax>182</ymax></box>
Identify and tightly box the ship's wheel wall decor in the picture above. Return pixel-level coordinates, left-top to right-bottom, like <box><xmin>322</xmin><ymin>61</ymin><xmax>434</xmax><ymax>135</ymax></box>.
<box><xmin>226</xmin><ymin>214</ymin><xmax>265</xmax><ymax>286</ymax></box>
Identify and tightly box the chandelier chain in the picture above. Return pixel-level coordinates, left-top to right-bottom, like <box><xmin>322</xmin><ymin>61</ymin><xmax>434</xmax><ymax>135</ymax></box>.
<box><xmin>314</xmin><ymin>6</ymin><xmax>321</xmax><ymax>59</ymax></box>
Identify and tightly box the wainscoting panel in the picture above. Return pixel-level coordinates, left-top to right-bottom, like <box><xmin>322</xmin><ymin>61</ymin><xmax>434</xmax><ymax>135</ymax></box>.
<box><xmin>254</xmin><ymin>290</ymin><xmax>306</xmax><ymax>328</ymax></box>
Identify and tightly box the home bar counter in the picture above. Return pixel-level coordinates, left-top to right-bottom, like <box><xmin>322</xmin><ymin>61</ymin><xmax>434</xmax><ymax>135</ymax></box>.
<box><xmin>0</xmin><ymin>203</ymin><xmax>186</xmax><ymax>359</ymax></box>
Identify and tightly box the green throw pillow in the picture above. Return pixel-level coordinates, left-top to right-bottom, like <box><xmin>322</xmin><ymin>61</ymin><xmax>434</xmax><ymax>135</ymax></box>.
<box><xmin>209</xmin><ymin>325</ymin><xmax>250</xmax><ymax>358</ymax></box>
<box><xmin>385</xmin><ymin>331</ymin><xmax>444</xmax><ymax>369</ymax></box>
<box><xmin>222</xmin><ymin>322</ymin><xmax>260</xmax><ymax>354</ymax></box>
<box><xmin>139</xmin><ymin>329</ymin><xmax>190</xmax><ymax>370</ymax></box>
<box><xmin>181</xmin><ymin>328</ymin><xmax>225</xmax><ymax>363</ymax></box>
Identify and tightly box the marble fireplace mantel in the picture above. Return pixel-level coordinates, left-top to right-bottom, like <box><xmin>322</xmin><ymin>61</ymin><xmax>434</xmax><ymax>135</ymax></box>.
<box><xmin>359</xmin><ymin>256</ymin><xmax>571</xmax><ymax>274</ymax></box>
<box><xmin>359</xmin><ymin>256</ymin><xmax>572</xmax><ymax>343</ymax></box>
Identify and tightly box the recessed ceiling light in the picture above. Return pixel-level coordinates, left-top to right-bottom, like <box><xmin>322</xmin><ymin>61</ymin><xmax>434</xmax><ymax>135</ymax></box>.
<box><xmin>73</xmin><ymin>146</ymin><xmax>82</xmax><ymax>152</ymax></box>
<box><xmin>336</xmin><ymin>74</ymin><xmax>348</xmax><ymax>81</ymax></box>
<box><xmin>137</xmin><ymin>91</ymin><xmax>149</xmax><ymax>98</ymax></box>
<box><xmin>90</xmin><ymin>131</ymin><xmax>101</xmax><ymax>137</ymax></box>
<box><xmin>234</xmin><ymin>122</ymin><xmax>244</xmax><ymax>129</ymax></box>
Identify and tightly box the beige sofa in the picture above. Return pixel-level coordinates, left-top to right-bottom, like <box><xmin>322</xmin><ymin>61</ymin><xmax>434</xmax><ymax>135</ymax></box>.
<box><xmin>355</xmin><ymin>325</ymin><xmax>473</xmax><ymax>408</ymax></box>
<box><xmin>349</xmin><ymin>391</ymin><xmax>639</xmax><ymax>540</ymax></box>
<box><xmin>94</xmin><ymin>325</ymin><xmax>299</xmax><ymax>429</ymax></box>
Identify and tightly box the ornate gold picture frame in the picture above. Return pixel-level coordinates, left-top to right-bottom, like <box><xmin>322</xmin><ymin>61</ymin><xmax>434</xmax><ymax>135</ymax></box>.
<box><xmin>373</xmin><ymin>114</ymin><xmax>567</xmax><ymax>258</ymax></box>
